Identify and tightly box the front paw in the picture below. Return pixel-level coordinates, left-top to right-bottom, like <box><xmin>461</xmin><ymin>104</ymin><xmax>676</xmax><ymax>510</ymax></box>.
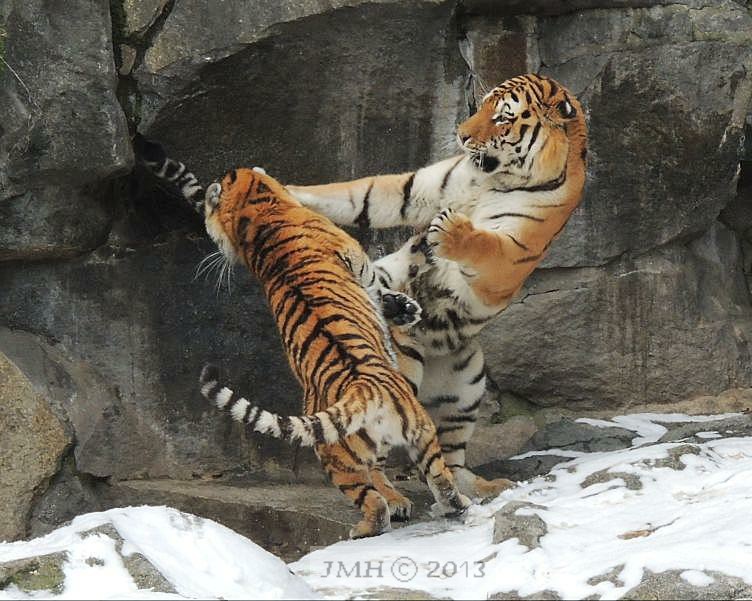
<box><xmin>381</xmin><ymin>292</ymin><xmax>422</xmax><ymax>327</ymax></box>
<box><xmin>426</xmin><ymin>209</ymin><xmax>473</xmax><ymax>260</ymax></box>
<box><xmin>407</xmin><ymin>235</ymin><xmax>436</xmax><ymax>278</ymax></box>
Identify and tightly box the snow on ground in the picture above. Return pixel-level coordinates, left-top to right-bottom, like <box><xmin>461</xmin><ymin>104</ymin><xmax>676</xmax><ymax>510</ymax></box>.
<box><xmin>293</xmin><ymin>412</ymin><xmax>752</xmax><ymax>599</ymax></box>
<box><xmin>2</xmin><ymin>413</ymin><xmax>751</xmax><ymax>600</ymax></box>
<box><xmin>0</xmin><ymin>506</ymin><xmax>316</xmax><ymax>600</ymax></box>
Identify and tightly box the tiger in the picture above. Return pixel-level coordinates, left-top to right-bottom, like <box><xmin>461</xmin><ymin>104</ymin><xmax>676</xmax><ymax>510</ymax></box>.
<box><xmin>283</xmin><ymin>73</ymin><xmax>588</xmax><ymax>499</ymax></box>
<box><xmin>136</xmin><ymin>150</ymin><xmax>472</xmax><ymax>537</ymax></box>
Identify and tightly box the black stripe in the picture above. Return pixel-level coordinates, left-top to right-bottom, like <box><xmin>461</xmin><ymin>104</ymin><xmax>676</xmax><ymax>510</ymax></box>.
<box><xmin>392</xmin><ymin>393</ymin><xmax>411</xmax><ymax>441</ymax></box>
<box><xmin>354</xmin><ymin>485</ymin><xmax>376</xmax><ymax>507</ymax></box>
<box><xmin>423</xmin><ymin>451</ymin><xmax>442</xmax><ymax>473</ymax></box>
<box><xmin>459</xmin><ymin>397</ymin><xmax>483</xmax><ymax>414</ymax></box>
<box><xmin>356</xmin><ymin>179</ymin><xmax>374</xmax><ymax>230</ymax></box>
<box><xmin>526</xmin><ymin>121</ymin><xmax>542</xmax><ymax>155</ymax></box>
<box><xmin>453</xmin><ymin>349</ymin><xmax>477</xmax><ymax>372</ymax></box>
<box><xmin>506</xmin><ymin>234</ymin><xmax>529</xmax><ymax>251</ymax></box>
<box><xmin>520</xmin><ymin>168</ymin><xmax>567</xmax><ymax>193</ymax></box>
<box><xmin>393</xmin><ymin>339</ymin><xmax>424</xmax><ymax>364</ymax></box>
<box><xmin>206</xmin><ymin>383</ymin><xmax>221</xmax><ymax>401</ymax></box>
<box><xmin>358</xmin><ymin>430</ymin><xmax>377</xmax><ymax>450</ymax></box>
<box><xmin>441</xmin><ymin>442</ymin><xmax>467</xmax><ymax>452</ymax></box>
<box><xmin>487</xmin><ymin>212</ymin><xmax>544</xmax><ymax>222</ymax></box>
<box><xmin>468</xmin><ymin>368</ymin><xmax>485</xmax><ymax>385</ymax></box>
<box><xmin>247</xmin><ymin>407</ymin><xmax>262</xmax><ymax>430</ymax></box>
<box><xmin>242</xmin><ymin>403</ymin><xmax>253</xmax><ymax>423</ymax></box>
<box><xmin>444</xmin><ymin>414</ymin><xmax>477</xmax><ymax>423</ymax></box>
<box><xmin>311</xmin><ymin>417</ymin><xmax>325</xmax><ymax>443</ymax></box>
<box><xmin>513</xmin><ymin>253</ymin><xmax>542</xmax><ymax>264</ymax></box>
<box><xmin>423</xmin><ymin>395</ymin><xmax>459</xmax><ymax>408</ymax></box>
<box><xmin>339</xmin><ymin>482</ymin><xmax>364</xmax><ymax>491</ymax></box>
<box><xmin>437</xmin><ymin>424</ymin><xmax>465</xmax><ymax>435</ymax></box>
<box><xmin>400</xmin><ymin>173</ymin><xmax>415</xmax><ymax>220</ymax></box>
<box><xmin>440</xmin><ymin>158</ymin><xmax>463</xmax><ymax>193</ymax></box>
<box><xmin>225</xmin><ymin>390</ymin><xmax>241</xmax><ymax>413</ymax></box>
<box><xmin>330</xmin><ymin>405</ymin><xmax>349</xmax><ymax>439</ymax></box>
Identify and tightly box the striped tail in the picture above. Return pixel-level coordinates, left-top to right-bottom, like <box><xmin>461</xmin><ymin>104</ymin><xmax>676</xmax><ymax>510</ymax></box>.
<box><xmin>199</xmin><ymin>364</ymin><xmax>368</xmax><ymax>447</ymax></box>
<box><xmin>133</xmin><ymin>133</ymin><xmax>205</xmax><ymax>214</ymax></box>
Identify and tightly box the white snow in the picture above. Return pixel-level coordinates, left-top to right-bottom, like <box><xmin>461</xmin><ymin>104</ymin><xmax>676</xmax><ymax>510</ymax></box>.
<box><xmin>0</xmin><ymin>506</ymin><xmax>317</xmax><ymax>600</ymax></box>
<box><xmin>293</xmin><ymin>413</ymin><xmax>752</xmax><ymax>600</ymax></box>
<box><xmin>2</xmin><ymin>412</ymin><xmax>750</xmax><ymax>600</ymax></box>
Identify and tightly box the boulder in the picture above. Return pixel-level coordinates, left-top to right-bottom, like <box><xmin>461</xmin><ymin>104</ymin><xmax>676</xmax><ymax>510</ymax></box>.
<box><xmin>0</xmin><ymin>0</ymin><xmax>132</xmax><ymax>197</ymax></box>
<box><xmin>0</xmin><ymin>353</ymin><xmax>70</xmax><ymax>542</ymax></box>
<box><xmin>481</xmin><ymin>223</ymin><xmax>752</xmax><ymax>408</ymax></box>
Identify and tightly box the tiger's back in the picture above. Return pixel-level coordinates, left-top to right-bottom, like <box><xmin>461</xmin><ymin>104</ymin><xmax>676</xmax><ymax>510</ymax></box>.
<box><xmin>234</xmin><ymin>176</ymin><xmax>405</xmax><ymax>411</ymax></box>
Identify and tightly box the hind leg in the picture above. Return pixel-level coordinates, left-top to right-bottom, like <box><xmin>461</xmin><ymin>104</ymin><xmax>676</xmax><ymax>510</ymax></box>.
<box><xmin>369</xmin><ymin>453</ymin><xmax>413</xmax><ymax>521</ymax></box>
<box><xmin>420</xmin><ymin>341</ymin><xmax>515</xmax><ymax>500</ymax></box>
<box><xmin>405</xmin><ymin>402</ymin><xmax>471</xmax><ymax>516</ymax></box>
<box><xmin>316</xmin><ymin>437</ymin><xmax>390</xmax><ymax>539</ymax></box>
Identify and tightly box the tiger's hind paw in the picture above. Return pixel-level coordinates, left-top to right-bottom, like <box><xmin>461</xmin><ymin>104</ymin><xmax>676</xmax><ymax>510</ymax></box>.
<box><xmin>381</xmin><ymin>292</ymin><xmax>422</xmax><ymax>328</ymax></box>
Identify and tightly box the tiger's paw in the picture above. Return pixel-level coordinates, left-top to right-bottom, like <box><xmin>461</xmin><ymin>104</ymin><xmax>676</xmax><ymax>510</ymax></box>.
<box><xmin>439</xmin><ymin>493</ymin><xmax>472</xmax><ymax>518</ymax></box>
<box><xmin>407</xmin><ymin>234</ymin><xmax>435</xmax><ymax>279</ymax></box>
<box><xmin>381</xmin><ymin>291</ymin><xmax>422</xmax><ymax>328</ymax></box>
<box><xmin>426</xmin><ymin>208</ymin><xmax>473</xmax><ymax>260</ymax></box>
<box><xmin>387</xmin><ymin>495</ymin><xmax>414</xmax><ymax>522</ymax></box>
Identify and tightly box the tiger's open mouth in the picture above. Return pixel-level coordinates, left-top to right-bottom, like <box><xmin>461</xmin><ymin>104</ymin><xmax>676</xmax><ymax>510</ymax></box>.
<box><xmin>468</xmin><ymin>152</ymin><xmax>500</xmax><ymax>173</ymax></box>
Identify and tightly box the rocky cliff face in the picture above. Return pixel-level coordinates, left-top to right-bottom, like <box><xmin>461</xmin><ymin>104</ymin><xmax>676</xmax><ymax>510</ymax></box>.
<box><xmin>0</xmin><ymin>0</ymin><xmax>751</xmax><ymax>542</ymax></box>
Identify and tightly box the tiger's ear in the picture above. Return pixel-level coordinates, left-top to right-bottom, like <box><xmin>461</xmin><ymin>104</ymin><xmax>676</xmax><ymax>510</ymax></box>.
<box><xmin>557</xmin><ymin>99</ymin><xmax>577</xmax><ymax>119</ymax></box>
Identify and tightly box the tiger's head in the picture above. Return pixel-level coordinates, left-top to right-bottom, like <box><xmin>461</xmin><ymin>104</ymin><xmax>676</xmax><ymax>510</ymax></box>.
<box><xmin>203</xmin><ymin>167</ymin><xmax>292</xmax><ymax>264</ymax></box>
<box><xmin>456</xmin><ymin>74</ymin><xmax>586</xmax><ymax>187</ymax></box>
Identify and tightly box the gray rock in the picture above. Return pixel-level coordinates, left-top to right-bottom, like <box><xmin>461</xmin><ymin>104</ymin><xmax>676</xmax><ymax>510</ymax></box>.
<box><xmin>80</xmin><ymin>524</ymin><xmax>177</xmax><ymax>594</ymax></box>
<box><xmin>623</xmin><ymin>569</ymin><xmax>752</xmax><ymax>600</ymax></box>
<box><xmin>0</xmin><ymin>237</ymin><xmax>316</xmax><ymax>482</ymax></box>
<box><xmin>137</xmin><ymin>0</ymin><xmax>465</xmax><ymax>187</ymax></box>
<box><xmin>97</xmin><ymin>479</ymin><xmax>359</xmax><ymax>562</ymax></box>
<box><xmin>0</xmin><ymin>187</ymin><xmax>112</xmax><ymax>262</ymax></box>
<box><xmin>481</xmin><ymin>224</ymin><xmax>752</xmax><ymax>408</ymax></box>
<box><xmin>657</xmin><ymin>414</ymin><xmax>752</xmax><ymax>444</ymax></box>
<box><xmin>492</xmin><ymin>501</ymin><xmax>548</xmax><ymax>549</ymax></box>
<box><xmin>0</xmin><ymin>353</ymin><xmax>70</xmax><ymax>542</ymax></box>
<box><xmin>120</xmin><ymin>0</ymin><xmax>169</xmax><ymax>38</ymax></box>
<box><xmin>524</xmin><ymin>419</ymin><xmax>635</xmax><ymax>453</ymax></box>
<box><xmin>0</xmin><ymin>553</ymin><xmax>67</xmax><ymax>594</ymax></box>
<box><xmin>581</xmin><ymin>470</ymin><xmax>643</xmax><ymax>491</ymax></box>
<box><xmin>0</xmin><ymin>0</ymin><xmax>132</xmax><ymax>197</ymax></box>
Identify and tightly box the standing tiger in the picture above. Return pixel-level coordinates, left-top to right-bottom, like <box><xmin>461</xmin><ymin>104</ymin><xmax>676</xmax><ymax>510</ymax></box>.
<box><xmin>284</xmin><ymin>74</ymin><xmax>588</xmax><ymax>499</ymax></box>
<box><xmin>165</xmin><ymin>163</ymin><xmax>471</xmax><ymax>537</ymax></box>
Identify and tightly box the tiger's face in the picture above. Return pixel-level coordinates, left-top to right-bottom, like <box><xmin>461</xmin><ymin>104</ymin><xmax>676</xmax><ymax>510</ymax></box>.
<box><xmin>456</xmin><ymin>74</ymin><xmax>583</xmax><ymax>179</ymax></box>
<box><xmin>203</xmin><ymin>167</ymin><xmax>278</xmax><ymax>264</ymax></box>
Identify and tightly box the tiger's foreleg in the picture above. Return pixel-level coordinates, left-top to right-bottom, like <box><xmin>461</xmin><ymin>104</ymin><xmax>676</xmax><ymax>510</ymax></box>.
<box><xmin>419</xmin><ymin>342</ymin><xmax>516</xmax><ymax>500</ymax></box>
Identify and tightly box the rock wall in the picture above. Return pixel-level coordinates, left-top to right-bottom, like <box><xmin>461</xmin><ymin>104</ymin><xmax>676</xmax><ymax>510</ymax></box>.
<box><xmin>0</xmin><ymin>0</ymin><xmax>751</xmax><ymax>539</ymax></box>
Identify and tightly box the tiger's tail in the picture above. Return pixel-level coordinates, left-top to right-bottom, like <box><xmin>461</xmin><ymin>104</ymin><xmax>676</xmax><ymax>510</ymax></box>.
<box><xmin>133</xmin><ymin>133</ymin><xmax>205</xmax><ymax>214</ymax></box>
<box><xmin>199</xmin><ymin>364</ymin><xmax>369</xmax><ymax>446</ymax></box>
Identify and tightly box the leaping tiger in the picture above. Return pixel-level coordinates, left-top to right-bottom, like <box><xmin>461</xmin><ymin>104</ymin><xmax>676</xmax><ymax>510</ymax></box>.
<box><xmin>284</xmin><ymin>73</ymin><xmax>588</xmax><ymax>499</ymax></box>
<box><xmin>195</xmin><ymin>167</ymin><xmax>471</xmax><ymax>537</ymax></box>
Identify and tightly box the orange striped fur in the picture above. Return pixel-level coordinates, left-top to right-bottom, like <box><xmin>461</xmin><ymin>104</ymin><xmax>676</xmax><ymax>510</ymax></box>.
<box><xmin>199</xmin><ymin>168</ymin><xmax>470</xmax><ymax>538</ymax></box>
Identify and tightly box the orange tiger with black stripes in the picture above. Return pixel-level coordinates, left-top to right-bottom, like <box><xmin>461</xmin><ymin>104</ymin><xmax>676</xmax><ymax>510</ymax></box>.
<box><xmin>285</xmin><ymin>74</ymin><xmax>588</xmax><ymax>499</ymax></box>
<box><xmin>135</xmin><ymin>145</ymin><xmax>471</xmax><ymax>537</ymax></box>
